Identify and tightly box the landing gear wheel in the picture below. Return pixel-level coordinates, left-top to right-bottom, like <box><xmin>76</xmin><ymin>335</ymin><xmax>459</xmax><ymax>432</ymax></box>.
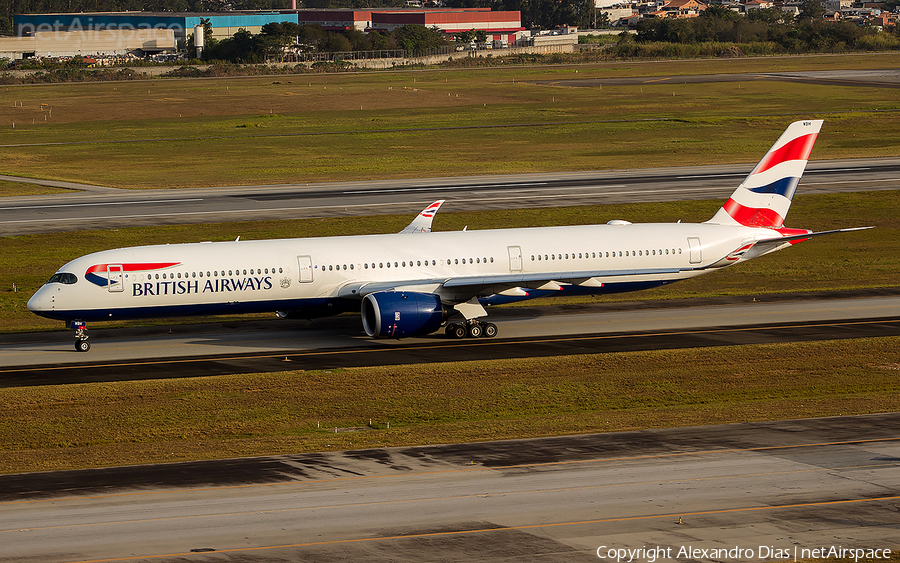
<box><xmin>483</xmin><ymin>323</ymin><xmax>498</xmax><ymax>338</ymax></box>
<box><xmin>447</xmin><ymin>323</ymin><xmax>467</xmax><ymax>339</ymax></box>
<box><xmin>75</xmin><ymin>339</ymin><xmax>90</xmax><ymax>352</ymax></box>
<box><xmin>467</xmin><ymin>323</ymin><xmax>483</xmax><ymax>338</ymax></box>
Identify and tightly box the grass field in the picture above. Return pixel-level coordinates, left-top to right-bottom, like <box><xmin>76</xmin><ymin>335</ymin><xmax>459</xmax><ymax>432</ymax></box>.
<box><xmin>2</xmin><ymin>337</ymin><xmax>898</xmax><ymax>474</ymax></box>
<box><xmin>0</xmin><ymin>179</ymin><xmax>68</xmax><ymax>196</ymax></box>
<box><xmin>0</xmin><ymin>54</ymin><xmax>898</xmax><ymax>189</ymax></box>
<box><xmin>2</xmin><ymin>189</ymin><xmax>897</xmax><ymax>333</ymax></box>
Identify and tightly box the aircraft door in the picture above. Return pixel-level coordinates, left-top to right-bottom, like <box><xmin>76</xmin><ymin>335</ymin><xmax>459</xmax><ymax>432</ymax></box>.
<box><xmin>687</xmin><ymin>237</ymin><xmax>702</xmax><ymax>264</ymax></box>
<box><xmin>507</xmin><ymin>246</ymin><xmax>523</xmax><ymax>272</ymax></box>
<box><xmin>107</xmin><ymin>264</ymin><xmax>124</xmax><ymax>292</ymax></box>
<box><xmin>297</xmin><ymin>255</ymin><xmax>314</xmax><ymax>283</ymax></box>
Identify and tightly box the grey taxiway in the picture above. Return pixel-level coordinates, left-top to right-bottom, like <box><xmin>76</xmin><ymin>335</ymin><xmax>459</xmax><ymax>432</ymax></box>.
<box><xmin>2</xmin><ymin>157</ymin><xmax>900</xmax><ymax>235</ymax></box>
<box><xmin>1</xmin><ymin>413</ymin><xmax>898</xmax><ymax>562</ymax></box>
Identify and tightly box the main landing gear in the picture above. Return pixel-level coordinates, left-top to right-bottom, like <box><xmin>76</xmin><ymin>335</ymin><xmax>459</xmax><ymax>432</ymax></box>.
<box><xmin>72</xmin><ymin>321</ymin><xmax>90</xmax><ymax>352</ymax></box>
<box><xmin>445</xmin><ymin>320</ymin><xmax>498</xmax><ymax>339</ymax></box>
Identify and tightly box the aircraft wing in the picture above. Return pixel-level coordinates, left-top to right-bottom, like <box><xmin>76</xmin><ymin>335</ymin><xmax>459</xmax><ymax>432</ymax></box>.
<box><xmin>340</xmin><ymin>266</ymin><xmax>686</xmax><ymax>301</ymax></box>
<box><xmin>399</xmin><ymin>200</ymin><xmax>445</xmax><ymax>234</ymax></box>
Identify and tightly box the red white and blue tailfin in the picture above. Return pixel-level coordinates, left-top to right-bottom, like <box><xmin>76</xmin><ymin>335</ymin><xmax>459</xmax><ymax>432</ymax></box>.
<box><xmin>399</xmin><ymin>200</ymin><xmax>445</xmax><ymax>234</ymax></box>
<box><xmin>707</xmin><ymin>120</ymin><xmax>823</xmax><ymax>228</ymax></box>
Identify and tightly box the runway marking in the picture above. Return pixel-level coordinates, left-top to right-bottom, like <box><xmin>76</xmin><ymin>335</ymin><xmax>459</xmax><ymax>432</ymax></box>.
<box><xmin>55</xmin><ymin>494</ymin><xmax>900</xmax><ymax>563</ymax></box>
<box><xmin>2</xmin><ymin>317</ymin><xmax>896</xmax><ymax>374</ymax></box>
<box><xmin>0</xmin><ymin>199</ymin><xmax>203</xmax><ymax>211</ymax></box>
<box><xmin>342</xmin><ymin>181</ymin><xmax>553</xmax><ymax>194</ymax></box>
<box><xmin>3</xmin><ymin>436</ymin><xmax>898</xmax><ymax>509</ymax></box>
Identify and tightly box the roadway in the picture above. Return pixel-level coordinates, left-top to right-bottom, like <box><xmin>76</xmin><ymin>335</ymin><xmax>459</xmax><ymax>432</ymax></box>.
<box><xmin>1</xmin><ymin>413</ymin><xmax>898</xmax><ymax>562</ymax></box>
<box><xmin>1</xmin><ymin>157</ymin><xmax>899</xmax><ymax>235</ymax></box>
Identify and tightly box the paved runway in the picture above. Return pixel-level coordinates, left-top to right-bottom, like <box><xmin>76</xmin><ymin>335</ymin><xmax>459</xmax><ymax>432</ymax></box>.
<box><xmin>1</xmin><ymin>158</ymin><xmax>899</xmax><ymax>235</ymax></box>
<box><xmin>1</xmin><ymin>413</ymin><xmax>898</xmax><ymax>562</ymax></box>
<box><xmin>2</xmin><ymin>290</ymin><xmax>899</xmax><ymax>385</ymax></box>
<box><xmin>532</xmin><ymin>68</ymin><xmax>900</xmax><ymax>89</ymax></box>
<box><xmin>2</xmin><ymin>291</ymin><xmax>899</xmax><ymax>367</ymax></box>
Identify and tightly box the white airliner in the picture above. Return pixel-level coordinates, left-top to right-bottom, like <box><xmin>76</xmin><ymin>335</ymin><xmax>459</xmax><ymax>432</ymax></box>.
<box><xmin>28</xmin><ymin>120</ymin><xmax>868</xmax><ymax>351</ymax></box>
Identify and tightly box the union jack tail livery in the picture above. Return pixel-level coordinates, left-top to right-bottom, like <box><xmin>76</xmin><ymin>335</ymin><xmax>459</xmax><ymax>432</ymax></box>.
<box><xmin>399</xmin><ymin>200</ymin><xmax>445</xmax><ymax>234</ymax></box>
<box><xmin>707</xmin><ymin>120</ymin><xmax>823</xmax><ymax>228</ymax></box>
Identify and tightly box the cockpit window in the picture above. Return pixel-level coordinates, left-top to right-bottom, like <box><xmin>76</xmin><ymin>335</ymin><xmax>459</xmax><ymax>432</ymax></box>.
<box><xmin>48</xmin><ymin>272</ymin><xmax>78</xmax><ymax>285</ymax></box>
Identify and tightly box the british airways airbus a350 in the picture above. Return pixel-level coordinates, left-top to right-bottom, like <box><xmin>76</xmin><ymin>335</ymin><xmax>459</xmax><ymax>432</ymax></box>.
<box><xmin>28</xmin><ymin>120</ymin><xmax>869</xmax><ymax>351</ymax></box>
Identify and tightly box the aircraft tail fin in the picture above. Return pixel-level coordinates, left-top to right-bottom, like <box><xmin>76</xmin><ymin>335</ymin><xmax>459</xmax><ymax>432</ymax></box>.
<box><xmin>399</xmin><ymin>200</ymin><xmax>445</xmax><ymax>234</ymax></box>
<box><xmin>706</xmin><ymin>120</ymin><xmax>823</xmax><ymax>228</ymax></box>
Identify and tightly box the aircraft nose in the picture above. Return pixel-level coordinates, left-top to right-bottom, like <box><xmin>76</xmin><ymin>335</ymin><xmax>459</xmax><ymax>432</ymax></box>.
<box><xmin>27</xmin><ymin>286</ymin><xmax>53</xmax><ymax>314</ymax></box>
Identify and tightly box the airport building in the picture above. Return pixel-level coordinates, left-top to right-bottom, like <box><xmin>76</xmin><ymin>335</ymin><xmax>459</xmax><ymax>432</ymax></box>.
<box><xmin>5</xmin><ymin>9</ymin><xmax>524</xmax><ymax>60</ymax></box>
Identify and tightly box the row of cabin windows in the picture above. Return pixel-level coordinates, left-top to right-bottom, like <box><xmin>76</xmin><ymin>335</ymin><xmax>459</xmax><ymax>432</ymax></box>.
<box><xmin>325</xmin><ymin>257</ymin><xmax>495</xmax><ymax>272</ymax></box>
<box><xmin>531</xmin><ymin>248</ymin><xmax>682</xmax><ymax>261</ymax></box>
<box><xmin>148</xmin><ymin>267</ymin><xmax>284</xmax><ymax>280</ymax></box>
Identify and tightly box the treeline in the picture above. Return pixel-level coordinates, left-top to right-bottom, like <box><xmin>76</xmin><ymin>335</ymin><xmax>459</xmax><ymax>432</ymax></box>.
<box><xmin>627</xmin><ymin>3</ymin><xmax>899</xmax><ymax>53</ymax></box>
<box><xmin>200</xmin><ymin>21</ymin><xmax>448</xmax><ymax>62</ymax></box>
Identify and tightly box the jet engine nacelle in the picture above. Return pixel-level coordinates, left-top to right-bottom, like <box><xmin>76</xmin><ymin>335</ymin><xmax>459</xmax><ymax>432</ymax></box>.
<box><xmin>361</xmin><ymin>291</ymin><xmax>446</xmax><ymax>338</ymax></box>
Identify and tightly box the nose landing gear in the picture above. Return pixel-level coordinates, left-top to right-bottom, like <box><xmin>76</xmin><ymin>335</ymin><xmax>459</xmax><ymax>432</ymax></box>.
<box><xmin>72</xmin><ymin>321</ymin><xmax>90</xmax><ymax>352</ymax></box>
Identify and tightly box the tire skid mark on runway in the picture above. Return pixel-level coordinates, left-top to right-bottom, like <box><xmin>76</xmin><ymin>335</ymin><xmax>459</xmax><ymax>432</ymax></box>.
<box><xmin>2</xmin><ymin>317</ymin><xmax>896</xmax><ymax>375</ymax></box>
<box><xmin>60</xmin><ymin>494</ymin><xmax>900</xmax><ymax>563</ymax></box>
<box><xmin>3</xmin><ymin>437</ymin><xmax>898</xmax><ymax>509</ymax></box>
<box><xmin>2</xmin><ymin>462</ymin><xmax>896</xmax><ymax>536</ymax></box>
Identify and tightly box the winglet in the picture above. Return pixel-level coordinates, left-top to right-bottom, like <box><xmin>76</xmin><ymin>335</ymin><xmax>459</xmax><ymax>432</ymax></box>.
<box><xmin>399</xmin><ymin>200</ymin><xmax>445</xmax><ymax>234</ymax></box>
<box><xmin>707</xmin><ymin>120</ymin><xmax>823</xmax><ymax>228</ymax></box>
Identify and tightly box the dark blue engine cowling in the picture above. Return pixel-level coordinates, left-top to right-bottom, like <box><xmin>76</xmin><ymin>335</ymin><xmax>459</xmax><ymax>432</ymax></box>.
<box><xmin>361</xmin><ymin>291</ymin><xmax>445</xmax><ymax>338</ymax></box>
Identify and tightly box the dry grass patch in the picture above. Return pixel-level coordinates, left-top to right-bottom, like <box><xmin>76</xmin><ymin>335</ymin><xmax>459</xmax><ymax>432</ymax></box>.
<box><xmin>1</xmin><ymin>337</ymin><xmax>898</xmax><ymax>474</ymax></box>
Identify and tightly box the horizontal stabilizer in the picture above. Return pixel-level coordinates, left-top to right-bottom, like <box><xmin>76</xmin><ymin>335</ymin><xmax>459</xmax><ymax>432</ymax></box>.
<box><xmin>743</xmin><ymin>226</ymin><xmax>872</xmax><ymax>260</ymax></box>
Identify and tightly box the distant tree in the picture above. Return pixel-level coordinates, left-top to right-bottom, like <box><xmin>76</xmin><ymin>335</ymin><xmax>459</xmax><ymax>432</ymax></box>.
<box><xmin>798</xmin><ymin>0</ymin><xmax>826</xmax><ymax>20</ymax></box>
<box><xmin>475</xmin><ymin>29</ymin><xmax>488</xmax><ymax>42</ymax></box>
<box><xmin>260</xmin><ymin>21</ymin><xmax>301</xmax><ymax>61</ymax></box>
<box><xmin>700</xmin><ymin>4</ymin><xmax>739</xmax><ymax>20</ymax></box>
<box><xmin>394</xmin><ymin>24</ymin><xmax>447</xmax><ymax>53</ymax></box>
<box><xmin>747</xmin><ymin>6</ymin><xmax>792</xmax><ymax>24</ymax></box>
<box><xmin>323</xmin><ymin>32</ymin><xmax>352</xmax><ymax>52</ymax></box>
<box><xmin>456</xmin><ymin>29</ymin><xmax>476</xmax><ymax>43</ymax></box>
<box><xmin>343</xmin><ymin>29</ymin><xmax>373</xmax><ymax>51</ymax></box>
<box><xmin>200</xmin><ymin>17</ymin><xmax>216</xmax><ymax>46</ymax></box>
<box><xmin>297</xmin><ymin>23</ymin><xmax>328</xmax><ymax>51</ymax></box>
